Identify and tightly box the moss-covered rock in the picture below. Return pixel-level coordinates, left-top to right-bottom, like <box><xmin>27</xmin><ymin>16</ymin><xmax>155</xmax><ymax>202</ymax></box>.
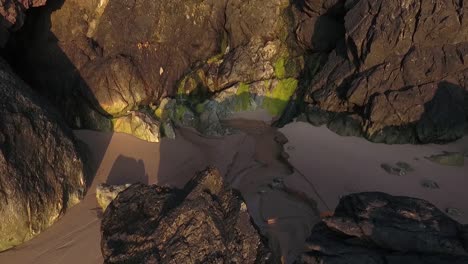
<box><xmin>426</xmin><ymin>152</ymin><xmax>465</xmax><ymax>167</ymax></box>
<box><xmin>263</xmin><ymin>78</ymin><xmax>298</xmax><ymax>116</ymax></box>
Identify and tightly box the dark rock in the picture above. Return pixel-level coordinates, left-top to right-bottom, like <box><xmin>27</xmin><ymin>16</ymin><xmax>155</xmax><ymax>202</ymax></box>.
<box><xmin>305</xmin><ymin>0</ymin><xmax>468</xmax><ymax>143</ymax></box>
<box><xmin>446</xmin><ymin>208</ymin><xmax>463</xmax><ymax>218</ymax></box>
<box><xmin>101</xmin><ymin>167</ymin><xmax>276</xmax><ymax>264</ymax></box>
<box><xmin>296</xmin><ymin>192</ymin><xmax>468</xmax><ymax>264</ymax></box>
<box><xmin>292</xmin><ymin>0</ymin><xmax>346</xmax><ymax>52</ymax></box>
<box><xmin>381</xmin><ymin>162</ymin><xmax>414</xmax><ymax>176</ymax></box>
<box><xmin>326</xmin><ymin>113</ymin><xmax>363</xmax><ymax>137</ymax></box>
<box><xmin>421</xmin><ymin>179</ymin><xmax>440</xmax><ymax>190</ymax></box>
<box><xmin>0</xmin><ymin>58</ymin><xmax>86</xmax><ymax>251</ymax></box>
<box><xmin>0</xmin><ymin>0</ymin><xmax>46</xmax><ymax>46</ymax></box>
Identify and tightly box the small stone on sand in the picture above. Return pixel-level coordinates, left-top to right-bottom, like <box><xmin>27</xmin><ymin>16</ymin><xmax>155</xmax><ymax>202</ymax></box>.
<box><xmin>421</xmin><ymin>179</ymin><xmax>440</xmax><ymax>190</ymax></box>
<box><xmin>446</xmin><ymin>207</ymin><xmax>462</xmax><ymax>217</ymax></box>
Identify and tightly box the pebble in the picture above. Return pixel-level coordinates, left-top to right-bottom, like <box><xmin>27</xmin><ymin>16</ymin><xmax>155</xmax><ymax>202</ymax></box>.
<box><xmin>420</xmin><ymin>179</ymin><xmax>440</xmax><ymax>189</ymax></box>
<box><xmin>446</xmin><ymin>207</ymin><xmax>462</xmax><ymax>217</ymax></box>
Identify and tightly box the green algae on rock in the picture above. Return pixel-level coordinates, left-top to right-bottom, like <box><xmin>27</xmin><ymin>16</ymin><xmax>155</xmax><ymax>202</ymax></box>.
<box><xmin>426</xmin><ymin>152</ymin><xmax>465</xmax><ymax>167</ymax></box>
<box><xmin>263</xmin><ymin>78</ymin><xmax>298</xmax><ymax>116</ymax></box>
<box><xmin>235</xmin><ymin>82</ymin><xmax>253</xmax><ymax>111</ymax></box>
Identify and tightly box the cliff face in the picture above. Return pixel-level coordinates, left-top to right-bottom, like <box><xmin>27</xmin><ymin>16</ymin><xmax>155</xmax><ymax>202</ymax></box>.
<box><xmin>301</xmin><ymin>0</ymin><xmax>468</xmax><ymax>143</ymax></box>
<box><xmin>3</xmin><ymin>0</ymin><xmax>303</xmax><ymax>138</ymax></box>
<box><xmin>3</xmin><ymin>0</ymin><xmax>467</xmax><ymax>143</ymax></box>
<box><xmin>0</xmin><ymin>58</ymin><xmax>86</xmax><ymax>251</ymax></box>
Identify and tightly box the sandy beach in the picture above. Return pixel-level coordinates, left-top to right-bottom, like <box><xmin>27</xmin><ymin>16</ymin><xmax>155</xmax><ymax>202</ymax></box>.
<box><xmin>280</xmin><ymin>122</ymin><xmax>468</xmax><ymax>224</ymax></box>
<box><xmin>0</xmin><ymin>120</ymin><xmax>466</xmax><ymax>264</ymax></box>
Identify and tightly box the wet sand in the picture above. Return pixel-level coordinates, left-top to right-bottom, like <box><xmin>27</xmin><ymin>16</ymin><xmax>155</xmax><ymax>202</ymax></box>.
<box><xmin>0</xmin><ymin>119</ymin><xmax>467</xmax><ymax>264</ymax></box>
<box><xmin>280</xmin><ymin>121</ymin><xmax>468</xmax><ymax>224</ymax></box>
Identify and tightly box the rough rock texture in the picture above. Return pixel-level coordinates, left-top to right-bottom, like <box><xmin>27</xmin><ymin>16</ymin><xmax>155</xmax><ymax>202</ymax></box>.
<box><xmin>5</xmin><ymin>0</ymin><xmax>467</xmax><ymax>143</ymax></box>
<box><xmin>4</xmin><ymin>0</ymin><xmax>304</xmax><ymax>139</ymax></box>
<box><xmin>101</xmin><ymin>167</ymin><xmax>275</xmax><ymax>264</ymax></box>
<box><xmin>112</xmin><ymin>112</ymin><xmax>160</xmax><ymax>142</ymax></box>
<box><xmin>303</xmin><ymin>0</ymin><xmax>468</xmax><ymax>143</ymax></box>
<box><xmin>96</xmin><ymin>183</ymin><xmax>131</xmax><ymax>211</ymax></box>
<box><xmin>0</xmin><ymin>58</ymin><xmax>86</xmax><ymax>251</ymax></box>
<box><xmin>296</xmin><ymin>192</ymin><xmax>468</xmax><ymax>264</ymax></box>
<box><xmin>0</xmin><ymin>0</ymin><xmax>46</xmax><ymax>46</ymax></box>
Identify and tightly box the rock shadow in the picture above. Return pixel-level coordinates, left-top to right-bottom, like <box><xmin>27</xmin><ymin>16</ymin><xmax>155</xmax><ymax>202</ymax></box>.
<box><xmin>106</xmin><ymin>155</ymin><xmax>148</xmax><ymax>185</ymax></box>
<box><xmin>274</xmin><ymin>0</ymin><xmax>346</xmax><ymax>127</ymax></box>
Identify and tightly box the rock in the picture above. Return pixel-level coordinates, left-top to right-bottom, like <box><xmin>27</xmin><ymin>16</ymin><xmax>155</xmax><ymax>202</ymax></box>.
<box><xmin>446</xmin><ymin>208</ymin><xmax>463</xmax><ymax>218</ymax></box>
<box><xmin>5</xmin><ymin>0</ymin><xmax>304</xmax><ymax>132</ymax></box>
<box><xmin>3</xmin><ymin>0</ymin><xmax>309</xmax><ymax>137</ymax></box>
<box><xmin>421</xmin><ymin>179</ymin><xmax>440</xmax><ymax>190</ymax></box>
<box><xmin>304</xmin><ymin>0</ymin><xmax>468</xmax><ymax>144</ymax></box>
<box><xmin>380</xmin><ymin>162</ymin><xmax>413</xmax><ymax>176</ymax></box>
<box><xmin>426</xmin><ymin>152</ymin><xmax>465</xmax><ymax>167</ymax></box>
<box><xmin>161</xmin><ymin>121</ymin><xmax>176</xmax><ymax>139</ymax></box>
<box><xmin>296</xmin><ymin>192</ymin><xmax>468</xmax><ymax>264</ymax></box>
<box><xmin>112</xmin><ymin>111</ymin><xmax>160</xmax><ymax>142</ymax></box>
<box><xmin>0</xmin><ymin>0</ymin><xmax>47</xmax><ymax>47</ymax></box>
<box><xmin>96</xmin><ymin>183</ymin><xmax>131</xmax><ymax>211</ymax></box>
<box><xmin>292</xmin><ymin>0</ymin><xmax>346</xmax><ymax>52</ymax></box>
<box><xmin>274</xmin><ymin>133</ymin><xmax>288</xmax><ymax>145</ymax></box>
<box><xmin>0</xmin><ymin>58</ymin><xmax>86</xmax><ymax>251</ymax></box>
<box><xmin>101</xmin><ymin>167</ymin><xmax>276</xmax><ymax>263</ymax></box>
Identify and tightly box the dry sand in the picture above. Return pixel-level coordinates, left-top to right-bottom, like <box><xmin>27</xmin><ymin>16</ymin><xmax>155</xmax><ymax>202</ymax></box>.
<box><xmin>0</xmin><ymin>118</ymin><xmax>467</xmax><ymax>264</ymax></box>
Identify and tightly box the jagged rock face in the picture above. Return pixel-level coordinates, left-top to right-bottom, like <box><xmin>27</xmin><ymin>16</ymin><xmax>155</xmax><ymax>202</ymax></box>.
<box><xmin>5</xmin><ymin>0</ymin><xmax>467</xmax><ymax>143</ymax></box>
<box><xmin>4</xmin><ymin>0</ymin><xmax>303</xmax><ymax>138</ymax></box>
<box><xmin>101</xmin><ymin>168</ymin><xmax>275</xmax><ymax>264</ymax></box>
<box><xmin>0</xmin><ymin>58</ymin><xmax>86</xmax><ymax>251</ymax></box>
<box><xmin>304</xmin><ymin>0</ymin><xmax>468</xmax><ymax>143</ymax></box>
<box><xmin>0</xmin><ymin>0</ymin><xmax>46</xmax><ymax>46</ymax></box>
<box><xmin>296</xmin><ymin>192</ymin><xmax>468</xmax><ymax>264</ymax></box>
<box><xmin>4</xmin><ymin>0</ymin><xmax>226</xmax><ymax>129</ymax></box>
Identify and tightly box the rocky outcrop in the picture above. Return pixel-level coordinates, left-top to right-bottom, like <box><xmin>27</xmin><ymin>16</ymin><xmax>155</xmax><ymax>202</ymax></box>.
<box><xmin>4</xmin><ymin>0</ymin><xmax>305</xmax><ymax>139</ymax></box>
<box><xmin>0</xmin><ymin>0</ymin><xmax>46</xmax><ymax>46</ymax></box>
<box><xmin>5</xmin><ymin>0</ymin><xmax>467</xmax><ymax>143</ymax></box>
<box><xmin>296</xmin><ymin>192</ymin><xmax>468</xmax><ymax>264</ymax></box>
<box><xmin>301</xmin><ymin>0</ymin><xmax>468</xmax><ymax>143</ymax></box>
<box><xmin>112</xmin><ymin>112</ymin><xmax>160</xmax><ymax>142</ymax></box>
<box><xmin>0</xmin><ymin>58</ymin><xmax>86</xmax><ymax>251</ymax></box>
<box><xmin>101</xmin><ymin>167</ymin><xmax>275</xmax><ymax>263</ymax></box>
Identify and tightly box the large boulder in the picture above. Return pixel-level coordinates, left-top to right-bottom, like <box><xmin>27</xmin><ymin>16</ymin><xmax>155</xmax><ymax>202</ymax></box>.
<box><xmin>0</xmin><ymin>58</ymin><xmax>86</xmax><ymax>251</ymax></box>
<box><xmin>296</xmin><ymin>192</ymin><xmax>468</xmax><ymax>264</ymax></box>
<box><xmin>101</xmin><ymin>167</ymin><xmax>276</xmax><ymax>263</ymax></box>
<box><xmin>304</xmin><ymin>0</ymin><xmax>468</xmax><ymax>143</ymax></box>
